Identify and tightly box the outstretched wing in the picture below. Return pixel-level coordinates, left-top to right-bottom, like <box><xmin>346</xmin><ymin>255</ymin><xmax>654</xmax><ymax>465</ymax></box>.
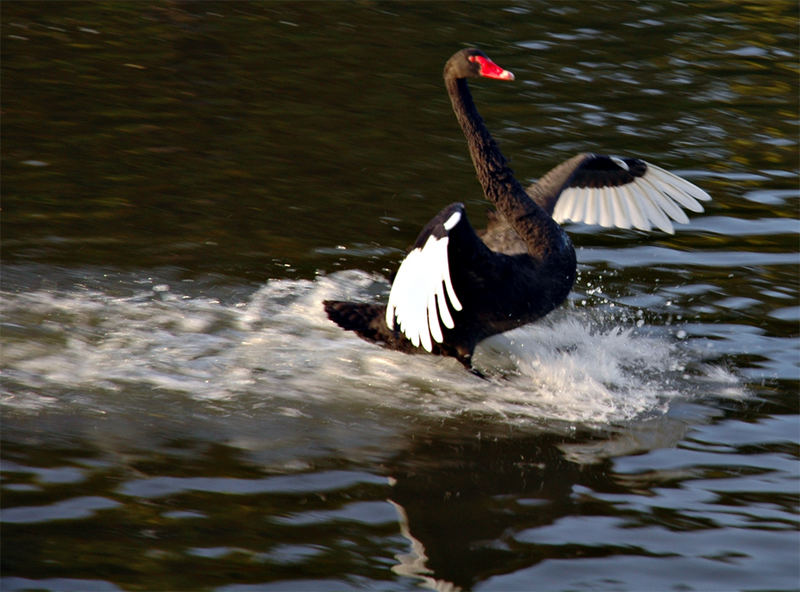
<box><xmin>385</xmin><ymin>203</ymin><xmax>466</xmax><ymax>352</ymax></box>
<box><xmin>549</xmin><ymin>155</ymin><xmax>711</xmax><ymax>234</ymax></box>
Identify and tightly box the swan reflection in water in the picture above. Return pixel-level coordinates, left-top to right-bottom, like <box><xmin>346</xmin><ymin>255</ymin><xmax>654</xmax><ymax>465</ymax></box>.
<box><xmin>385</xmin><ymin>413</ymin><xmax>698</xmax><ymax>591</ymax></box>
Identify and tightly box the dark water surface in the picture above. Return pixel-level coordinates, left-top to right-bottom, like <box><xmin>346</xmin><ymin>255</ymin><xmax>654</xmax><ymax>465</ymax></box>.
<box><xmin>2</xmin><ymin>2</ymin><xmax>798</xmax><ymax>591</ymax></box>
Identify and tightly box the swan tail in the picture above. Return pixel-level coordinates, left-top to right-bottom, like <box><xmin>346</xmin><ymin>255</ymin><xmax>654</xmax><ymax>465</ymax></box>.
<box><xmin>323</xmin><ymin>300</ymin><xmax>412</xmax><ymax>350</ymax></box>
<box><xmin>323</xmin><ymin>300</ymin><xmax>476</xmax><ymax>369</ymax></box>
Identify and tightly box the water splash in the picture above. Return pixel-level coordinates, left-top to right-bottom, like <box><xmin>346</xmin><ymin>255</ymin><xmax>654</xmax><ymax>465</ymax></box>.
<box><xmin>1</xmin><ymin>268</ymin><xmax>740</xmax><ymax>425</ymax></box>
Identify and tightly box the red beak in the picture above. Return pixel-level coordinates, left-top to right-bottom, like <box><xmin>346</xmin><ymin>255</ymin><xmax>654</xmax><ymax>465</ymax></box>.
<box><xmin>470</xmin><ymin>55</ymin><xmax>515</xmax><ymax>81</ymax></box>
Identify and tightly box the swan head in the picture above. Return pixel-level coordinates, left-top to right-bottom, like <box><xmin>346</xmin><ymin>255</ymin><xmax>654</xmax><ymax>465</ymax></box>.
<box><xmin>446</xmin><ymin>48</ymin><xmax>515</xmax><ymax>81</ymax></box>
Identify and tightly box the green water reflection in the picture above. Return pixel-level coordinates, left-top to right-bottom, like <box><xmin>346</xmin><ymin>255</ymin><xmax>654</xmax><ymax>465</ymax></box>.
<box><xmin>4</xmin><ymin>2</ymin><xmax>797</xmax><ymax>280</ymax></box>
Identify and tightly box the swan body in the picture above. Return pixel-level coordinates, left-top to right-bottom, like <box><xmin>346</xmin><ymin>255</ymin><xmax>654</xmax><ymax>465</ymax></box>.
<box><xmin>324</xmin><ymin>48</ymin><xmax>710</xmax><ymax>369</ymax></box>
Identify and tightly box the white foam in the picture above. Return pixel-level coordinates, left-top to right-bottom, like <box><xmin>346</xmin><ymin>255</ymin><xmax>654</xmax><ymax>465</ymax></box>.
<box><xmin>1</xmin><ymin>269</ymin><xmax>742</xmax><ymax>425</ymax></box>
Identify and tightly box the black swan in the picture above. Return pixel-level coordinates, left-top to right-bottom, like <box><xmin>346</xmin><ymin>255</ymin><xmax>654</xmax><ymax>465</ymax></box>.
<box><xmin>324</xmin><ymin>48</ymin><xmax>710</xmax><ymax>370</ymax></box>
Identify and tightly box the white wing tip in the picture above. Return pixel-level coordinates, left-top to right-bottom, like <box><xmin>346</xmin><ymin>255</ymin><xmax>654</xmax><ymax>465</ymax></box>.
<box><xmin>385</xmin><ymin>226</ymin><xmax>462</xmax><ymax>351</ymax></box>
<box><xmin>555</xmin><ymin>159</ymin><xmax>711</xmax><ymax>233</ymax></box>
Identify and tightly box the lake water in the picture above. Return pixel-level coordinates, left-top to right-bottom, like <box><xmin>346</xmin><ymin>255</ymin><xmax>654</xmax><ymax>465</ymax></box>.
<box><xmin>2</xmin><ymin>2</ymin><xmax>798</xmax><ymax>591</ymax></box>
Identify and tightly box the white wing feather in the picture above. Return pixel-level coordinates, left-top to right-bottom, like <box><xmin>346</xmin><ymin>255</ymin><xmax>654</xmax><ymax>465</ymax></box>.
<box><xmin>385</xmin><ymin>219</ymin><xmax>463</xmax><ymax>352</ymax></box>
<box><xmin>553</xmin><ymin>161</ymin><xmax>710</xmax><ymax>234</ymax></box>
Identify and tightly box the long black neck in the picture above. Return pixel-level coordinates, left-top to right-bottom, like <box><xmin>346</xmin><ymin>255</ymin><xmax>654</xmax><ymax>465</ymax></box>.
<box><xmin>446</xmin><ymin>76</ymin><xmax>571</xmax><ymax>263</ymax></box>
